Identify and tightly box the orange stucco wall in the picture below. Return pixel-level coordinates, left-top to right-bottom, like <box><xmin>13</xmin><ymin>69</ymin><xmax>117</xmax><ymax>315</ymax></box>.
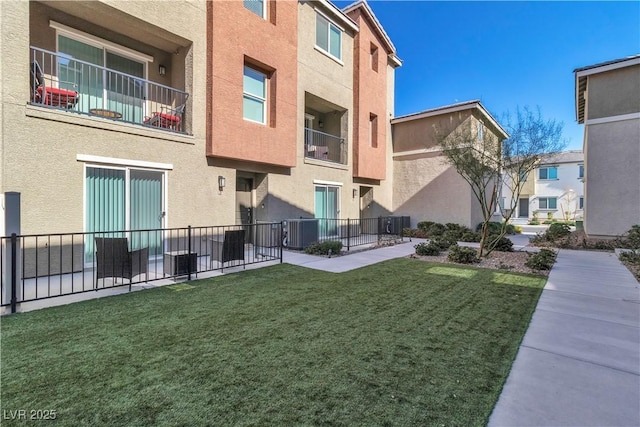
<box><xmin>347</xmin><ymin>8</ymin><xmax>388</xmax><ymax>180</ymax></box>
<box><xmin>207</xmin><ymin>1</ymin><xmax>297</xmax><ymax>168</ymax></box>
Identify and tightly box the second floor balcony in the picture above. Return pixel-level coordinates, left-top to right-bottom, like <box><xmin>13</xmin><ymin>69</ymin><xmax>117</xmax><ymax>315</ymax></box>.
<box><xmin>29</xmin><ymin>47</ymin><xmax>189</xmax><ymax>134</ymax></box>
<box><xmin>305</xmin><ymin>128</ymin><xmax>347</xmax><ymax>165</ymax></box>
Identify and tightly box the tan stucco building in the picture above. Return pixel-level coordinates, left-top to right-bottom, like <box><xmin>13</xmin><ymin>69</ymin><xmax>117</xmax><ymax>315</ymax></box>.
<box><xmin>575</xmin><ymin>55</ymin><xmax>640</xmax><ymax>238</ymax></box>
<box><xmin>391</xmin><ymin>101</ymin><xmax>509</xmax><ymax>228</ymax></box>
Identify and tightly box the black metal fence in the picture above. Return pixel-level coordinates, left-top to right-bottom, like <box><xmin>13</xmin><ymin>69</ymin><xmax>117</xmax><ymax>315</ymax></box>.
<box><xmin>284</xmin><ymin>216</ymin><xmax>409</xmax><ymax>251</ymax></box>
<box><xmin>1</xmin><ymin>223</ymin><xmax>283</xmax><ymax>313</ymax></box>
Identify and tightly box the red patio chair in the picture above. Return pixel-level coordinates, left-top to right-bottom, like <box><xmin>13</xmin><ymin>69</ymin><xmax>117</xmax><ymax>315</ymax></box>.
<box><xmin>30</xmin><ymin>61</ymin><xmax>79</xmax><ymax>109</ymax></box>
<box><xmin>144</xmin><ymin>102</ymin><xmax>186</xmax><ymax>131</ymax></box>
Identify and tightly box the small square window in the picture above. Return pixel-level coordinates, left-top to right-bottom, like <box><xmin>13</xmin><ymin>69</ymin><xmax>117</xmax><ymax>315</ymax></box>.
<box><xmin>539</xmin><ymin>167</ymin><xmax>558</xmax><ymax>180</ymax></box>
<box><xmin>244</xmin><ymin>0</ymin><xmax>265</xmax><ymax>18</ymax></box>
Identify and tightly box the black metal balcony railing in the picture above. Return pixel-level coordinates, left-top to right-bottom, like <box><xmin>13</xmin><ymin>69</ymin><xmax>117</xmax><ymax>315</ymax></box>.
<box><xmin>304</xmin><ymin>128</ymin><xmax>347</xmax><ymax>164</ymax></box>
<box><xmin>29</xmin><ymin>47</ymin><xmax>189</xmax><ymax>133</ymax></box>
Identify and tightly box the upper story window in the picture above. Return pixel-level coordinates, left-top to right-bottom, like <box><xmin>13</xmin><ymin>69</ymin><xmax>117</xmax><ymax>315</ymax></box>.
<box><xmin>578</xmin><ymin>164</ymin><xmax>584</xmax><ymax>179</ymax></box>
<box><xmin>244</xmin><ymin>0</ymin><xmax>266</xmax><ymax>18</ymax></box>
<box><xmin>243</xmin><ymin>65</ymin><xmax>267</xmax><ymax>124</ymax></box>
<box><xmin>370</xmin><ymin>43</ymin><xmax>379</xmax><ymax>72</ymax></box>
<box><xmin>477</xmin><ymin>122</ymin><xmax>484</xmax><ymax>142</ymax></box>
<box><xmin>579</xmin><ymin>196</ymin><xmax>584</xmax><ymax>210</ymax></box>
<box><xmin>315</xmin><ymin>13</ymin><xmax>342</xmax><ymax>61</ymax></box>
<box><xmin>538</xmin><ymin>166</ymin><xmax>558</xmax><ymax>180</ymax></box>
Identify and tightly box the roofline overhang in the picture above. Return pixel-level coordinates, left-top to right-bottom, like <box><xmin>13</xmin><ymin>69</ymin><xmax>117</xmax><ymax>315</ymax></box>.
<box><xmin>391</xmin><ymin>100</ymin><xmax>510</xmax><ymax>140</ymax></box>
<box><xmin>574</xmin><ymin>55</ymin><xmax>640</xmax><ymax>124</ymax></box>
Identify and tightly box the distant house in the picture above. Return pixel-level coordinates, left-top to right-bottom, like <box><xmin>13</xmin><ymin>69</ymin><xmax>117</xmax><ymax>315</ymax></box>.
<box><xmin>574</xmin><ymin>55</ymin><xmax>640</xmax><ymax>238</ymax></box>
<box><xmin>504</xmin><ymin>151</ymin><xmax>584</xmax><ymax>222</ymax></box>
<box><xmin>391</xmin><ymin>101</ymin><xmax>509</xmax><ymax>228</ymax></box>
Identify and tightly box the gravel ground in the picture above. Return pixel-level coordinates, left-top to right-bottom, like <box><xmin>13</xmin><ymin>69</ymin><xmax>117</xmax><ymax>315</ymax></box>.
<box><xmin>409</xmin><ymin>249</ymin><xmax>552</xmax><ymax>277</ymax></box>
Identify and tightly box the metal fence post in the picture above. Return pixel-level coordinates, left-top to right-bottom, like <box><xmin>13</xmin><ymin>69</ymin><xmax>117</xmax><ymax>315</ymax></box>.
<box><xmin>347</xmin><ymin>218</ymin><xmax>351</xmax><ymax>251</ymax></box>
<box><xmin>187</xmin><ymin>225</ymin><xmax>192</xmax><ymax>281</ymax></box>
<box><xmin>279</xmin><ymin>222</ymin><xmax>284</xmax><ymax>264</ymax></box>
<box><xmin>10</xmin><ymin>233</ymin><xmax>17</xmax><ymax>314</ymax></box>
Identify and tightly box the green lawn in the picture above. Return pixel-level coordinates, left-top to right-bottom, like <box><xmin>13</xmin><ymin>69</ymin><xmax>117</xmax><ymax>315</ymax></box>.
<box><xmin>1</xmin><ymin>259</ymin><xmax>545</xmax><ymax>426</ymax></box>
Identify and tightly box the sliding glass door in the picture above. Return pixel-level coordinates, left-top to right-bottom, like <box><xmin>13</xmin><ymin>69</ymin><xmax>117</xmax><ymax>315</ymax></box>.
<box><xmin>315</xmin><ymin>185</ymin><xmax>339</xmax><ymax>237</ymax></box>
<box><xmin>85</xmin><ymin>167</ymin><xmax>164</xmax><ymax>262</ymax></box>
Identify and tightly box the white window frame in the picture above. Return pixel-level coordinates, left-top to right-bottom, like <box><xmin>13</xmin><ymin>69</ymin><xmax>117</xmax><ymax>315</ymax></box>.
<box><xmin>538</xmin><ymin>197</ymin><xmax>557</xmax><ymax>210</ymax></box>
<box><xmin>243</xmin><ymin>65</ymin><xmax>267</xmax><ymax>125</ymax></box>
<box><xmin>477</xmin><ymin>121</ymin><xmax>484</xmax><ymax>142</ymax></box>
<box><xmin>538</xmin><ymin>166</ymin><xmax>558</xmax><ymax>180</ymax></box>
<box><xmin>243</xmin><ymin>0</ymin><xmax>266</xmax><ymax>19</ymax></box>
<box><xmin>315</xmin><ymin>11</ymin><xmax>343</xmax><ymax>62</ymax></box>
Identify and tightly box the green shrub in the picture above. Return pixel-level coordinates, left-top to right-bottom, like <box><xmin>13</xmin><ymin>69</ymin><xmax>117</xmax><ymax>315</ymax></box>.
<box><xmin>440</xmin><ymin>230</ymin><xmax>461</xmax><ymax>246</ymax></box>
<box><xmin>427</xmin><ymin>223</ymin><xmax>447</xmax><ymax>237</ymax></box>
<box><xmin>403</xmin><ymin>228</ymin><xmax>414</xmax><ymax>237</ymax></box>
<box><xmin>542</xmin><ymin>220</ymin><xmax>554</xmax><ymax>225</ymax></box>
<box><xmin>448</xmin><ymin>244</ymin><xmax>479</xmax><ymax>264</ymax></box>
<box><xmin>488</xmin><ymin>234</ymin><xmax>514</xmax><ymax>252</ymax></box>
<box><xmin>625</xmin><ymin>225</ymin><xmax>640</xmax><ymax>250</ymax></box>
<box><xmin>619</xmin><ymin>250</ymin><xmax>640</xmax><ymax>264</ymax></box>
<box><xmin>305</xmin><ymin>240</ymin><xmax>343</xmax><ymax>256</ymax></box>
<box><xmin>460</xmin><ymin>231</ymin><xmax>482</xmax><ymax>243</ymax></box>
<box><xmin>525</xmin><ymin>249</ymin><xmax>557</xmax><ymax>270</ymax></box>
<box><xmin>413</xmin><ymin>228</ymin><xmax>429</xmax><ymax>238</ymax></box>
<box><xmin>505</xmin><ymin>224</ymin><xmax>519</xmax><ymax>235</ymax></box>
<box><xmin>529</xmin><ymin>220</ymin><xmax>540</xmax><ymax>225</ymax></box>
<box><xmin>475</xmin><ymin>221</ymin><xmax>517</xmax><ymax>235</ymax></box>
<box><xmin>417</xmin><ymin>221</ymin><xmax>435</xmax><ymax>231</ymax></box>
<box><xmin>546</xmin><ymin>223</ymin><xmax>571</xmax><ymax>241</ymax></box>
<box><xmin>415</xmin><ymin>242</ymin><xmax>441</xmax><ymax>256</ymax></box>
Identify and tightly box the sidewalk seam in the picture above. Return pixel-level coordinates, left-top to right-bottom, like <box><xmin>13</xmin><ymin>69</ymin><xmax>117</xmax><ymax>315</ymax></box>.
<box><xmin>520</xmin><ymin>345</ymin><xmax>640</xmax><ymax>376</ymax></box>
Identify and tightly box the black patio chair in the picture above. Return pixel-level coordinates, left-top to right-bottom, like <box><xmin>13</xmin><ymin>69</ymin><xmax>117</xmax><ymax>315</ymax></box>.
<box><xmin>94</xmin><ymin>237</ymin><xmax>149</xmax><ymax>285</ymax></box>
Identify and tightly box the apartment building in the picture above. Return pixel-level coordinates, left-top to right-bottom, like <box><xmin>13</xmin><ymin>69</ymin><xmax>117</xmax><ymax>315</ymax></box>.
<box><xmin>504</xmin><ymin>151</ymin><xmax>584</xmax><ymax>222</ymax></box>
<box><xmin>575</xmin><ymin>55</ymin><xmax>640</xmax><ymax>238</ymax></box>
<box><xmin>206</xmin><ymin>0</ymin><xmax>401</xmax><ymax>227</ymax></box>
<box><xmin>1</xmin><ymin>1</ymin><xmax>222</xmax><ymax>250</ymax></box>
<box><xmin>391</xmin><ymin>101</ymin><xmax>509</xmax><ymax>228</ymax></box>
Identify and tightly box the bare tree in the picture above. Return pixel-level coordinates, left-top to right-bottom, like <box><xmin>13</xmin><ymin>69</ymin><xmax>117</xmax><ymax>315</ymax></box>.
<box><xmin>437</xmin><ymin>106</ymin><xmax>566</xmax><ymax>257</ymax></box>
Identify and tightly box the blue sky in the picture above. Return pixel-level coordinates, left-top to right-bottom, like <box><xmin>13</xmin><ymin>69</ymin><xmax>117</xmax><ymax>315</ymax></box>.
<box><xmin>335</xmin><ymin>1</ymin><xmax>640</xmax><ymax>150</ymax></box>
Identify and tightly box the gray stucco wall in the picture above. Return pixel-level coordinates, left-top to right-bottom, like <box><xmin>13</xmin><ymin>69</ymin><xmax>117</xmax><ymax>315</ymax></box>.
<box><xmin>587</xmin><ymin>65</ymin><xmax>640</xmax><ymax>120</ymax></box>
<box><xmin>584</xmin><ymin>119</ymin><xmax>640</xmax><ymax>237</ymax></box>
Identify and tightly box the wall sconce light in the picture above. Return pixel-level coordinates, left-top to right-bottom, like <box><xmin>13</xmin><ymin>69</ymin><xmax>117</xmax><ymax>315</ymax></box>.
<box><xmin>352</xmin><ymin>188</ymin><xmax>358</xmax><ymax>198</ymax></box>
<box><xmin>318</xmin><ymin>121</ymin><xmax>324</xmax><ymax>129</ymax></box>
<box><xmin>158</xmin><ymin>65</ymin><xmax>166</xmax><ymax>76</ymax></box>
<box><xmin>218</xmin><ymin>176</ymin><xmax>226</xmax><ymax>191</ymax></box>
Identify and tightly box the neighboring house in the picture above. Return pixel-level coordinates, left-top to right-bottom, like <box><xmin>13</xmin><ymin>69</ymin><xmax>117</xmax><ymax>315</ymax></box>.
<box><xmin>574</xmin><ymin>55</ymin><xmax>640</xmax><ymax>238</ymax></box>
<box><xmin>504</xmin><ymin>151</ymin><xmax>584</xmax><ymax>222</ymax></box>
<box><xmin>390</xmin><ymin>101</ymin><xmax>509</xmax><ymax>228</ymax></box>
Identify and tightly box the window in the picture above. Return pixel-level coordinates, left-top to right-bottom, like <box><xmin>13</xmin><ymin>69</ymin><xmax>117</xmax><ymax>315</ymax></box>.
<box><xmin>243</xmin><ymin>66</ymin><xmax>266</xmax><ymax>124</ymax></box>
<box><xmin>244</xmin><ymin>0</ymin><xmax>265</xmax><ymax>18</ymax></box>
<box><xmin>538</xmin><ymin>197</ymin><xmax>557</xmax><ymax>210</ymax></box>
<box><xmin>538</xmin><ymin>167</ymin><xmax>558</xmax><ymax>180</ymax></box>
<box><xmin>578</xmin><ymin>164</ymin><xmax>584</xmax><ymax>179</ymax></box>
<box><xmin>316</xmin><ymin>13</ymin><xmax>342</xmax><ymax>60</ymax></box>
<box><xmin>370</xmin><ymin>43</ymin><xmax>379</xmax><ymax>72</ymax></box>
<box><xmin>579</xmin><ymin>197</ymin><xmax>584</xmax><ymax>210</ymax></box>
<box><xmin>85</xmin><ymin>166</ymin><xmax>165</xmax><ymax>261</ymax></box>
<box><xmin>520</xmin><ymin>171</ymin><xmax>528</xmax><ymax>182</ymax></box>
<box><xmin>477</xmin><ymin>122</ymin><xmax>484</xmax><ymax>142</ymax></box>
<box><xmin>55</xmin><ymin>29</ymin><xmax>147</xmax><ymax>122</ymax></box>
<box><xmin>369</xmin><ymin>113</ymin><xmax>378</xmax><ymax>148</ymax></box>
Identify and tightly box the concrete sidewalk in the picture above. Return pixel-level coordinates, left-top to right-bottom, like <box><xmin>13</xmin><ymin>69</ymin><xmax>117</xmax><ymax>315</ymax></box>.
<box><xmin>489</xmin><ymin>249</ymin><xmax>640</xmax><ymax>427</ymax></box>
<box><xmin>283</xmin><ymin>238</ymin><xmax>425</xmax><ymax>272</ymax></box>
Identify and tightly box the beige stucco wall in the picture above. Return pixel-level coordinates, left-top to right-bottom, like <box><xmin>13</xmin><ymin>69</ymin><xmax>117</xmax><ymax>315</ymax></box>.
<box><xmin>255</xmin><ymin>1</ymin><xmax>359</xmax><ymax>222</ymax></box>
<box><xmin>584</xmin><ymin>119</ymin><xmax>640</xmax><ymax>237</ymax></box>
<box><xmin>587</xmin><ymin>65</ymin><xmax>640</xmax><ymax>120</ymax></box>
<box><xmin>1</xmin><ymin>1</ymin><xmax>236</xmax><ymax>235</ymax></box>
<box><xmin>392</xmin><ymin>111</ymin><xmax>502</xmax><ymax>228</ymax></box>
